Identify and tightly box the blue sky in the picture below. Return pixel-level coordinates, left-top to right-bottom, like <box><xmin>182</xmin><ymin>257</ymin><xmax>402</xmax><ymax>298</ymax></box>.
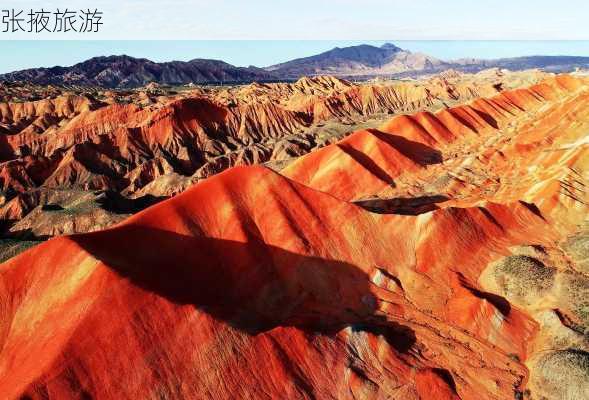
<box><xmin>1</xmin><ymin>0</ymin><xmax>588</xmax><ymax>40</ymax></box>
<box><xmin>1</xmin><ymin>1</ymin><xmax>589</xmax><ymax>72</ymax></box>
<box><xmin>1</xmin><ymin>41</ymin><xmax>589</xmax><ymax>73</ymax></box>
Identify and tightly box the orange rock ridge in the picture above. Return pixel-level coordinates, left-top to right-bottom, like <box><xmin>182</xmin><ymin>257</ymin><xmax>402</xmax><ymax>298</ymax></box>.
<box><xmin>0</xmin><ymin>73</ymin><xmax>588</xmax><ymax>399</ymax></box>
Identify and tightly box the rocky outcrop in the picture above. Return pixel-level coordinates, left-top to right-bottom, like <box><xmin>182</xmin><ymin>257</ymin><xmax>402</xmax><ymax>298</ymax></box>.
<box><xmin>0</xmin><ymin>71</ymin><xmax>543</xmax><ymax>234</ymax></box>
<box><xmin>0</xmin><ymin>74</ymin><xmax>588</xmax><ymax>399</ymax></box>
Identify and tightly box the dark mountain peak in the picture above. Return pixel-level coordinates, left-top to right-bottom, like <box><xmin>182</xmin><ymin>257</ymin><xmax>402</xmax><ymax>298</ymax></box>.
<box><xmin>306</xmin><ymin>44</ymin><xmax>393</xmax><ymax>64</ymax></box>
<box><xmin>0</xmin><ymin>55</ymin><xmax>275</xmax><ymax>88</ymax></box>
<box><xmin>3</xmin><ymin>43</ymin><xmax>589</xmax><ymax>88</ymax></box>
<box><xmin>87</xmin><ymin>54</ymin><xmax>140</xmax><ymax>61</ymax></box>
<box><xmin>79</xmin><ymin>55</ymin><xmax>152</xmax><ymax>65</ymax></box>
<box><xmin>266</xmin><ymin>42</ymin><xmax>434</xmax><ymax>77</ymax></box>
<box><xmin>338</xmin><ymin>43</ymin><xmax>383</xmax><ymax>52</ymax></box>
<box><xmin>185</xmin><ymin>58</ymin><xmax>234</xmax><ymax>67</ymax></box>
<box><xmin>380</xmin><ymin>43</ymin><xmax>403</xmax><ymax>52</ymax></box>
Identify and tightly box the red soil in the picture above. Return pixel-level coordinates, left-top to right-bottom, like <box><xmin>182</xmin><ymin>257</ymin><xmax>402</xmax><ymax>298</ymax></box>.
<box><xmin>0</xmin><ymin>74</ymin><xmax>588</xmax><ymax>399</ymax></box>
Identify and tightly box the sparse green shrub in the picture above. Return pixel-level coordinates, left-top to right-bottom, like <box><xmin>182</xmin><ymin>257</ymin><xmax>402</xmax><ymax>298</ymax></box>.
<box><xmin>494</xmin><ymin>255</ymin><xmax>556</xmax><ymax>304</ymax></box>
<box><xmin>562</xmin><ymin>232</ymin><xmax>589</xmax><ymax>274</ymax></box>
<box><xmin>0</xmin><ymin>239</ymin><xmax>42</xmax><ymax>263</ymax></box>
<box><xmin>533</xmin><ymin>350</ymin><xmax>589</xmax><ymax>400</ymax></box>
<box><xmin>560</xmin><ymin>272</ymin><xmax>589</xmax><ymax>331</ymax></box>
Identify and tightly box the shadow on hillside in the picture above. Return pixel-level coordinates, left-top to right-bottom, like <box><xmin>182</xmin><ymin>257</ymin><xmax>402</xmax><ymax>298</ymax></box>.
<box><xmin>355</xmin><ymin>195</ymin><xmax>449</xmax><ymax>215</ymax></box>
<box><xmin>337</xmin><ymin>143</ymin><xmax>397</xmax><ymax>185</ymax></box>
<box><xmin>471</xmin><ymin>108</ymin><xmax>499</xmax><ymax>129</ymax></box>
<box><xmin>95</xmin><ymin>190</ymin><xmax>167</xmax><ymax>215</ymax></box>
<box><xmin>445</xmin><ymin>109</ymin><xmax>481</xmax><ymax>133</ymax></box>
<box><xmin>70</xmin><ymin>225</ymin><xmax>415</xmax><ymax>348</ymax></box>
<box><xmin>0</xmin><ymin>134</ymin><xmax>14</xmax><ymax>162</ymax></box>
<box><xmin>2</xmin><ymin>227</ymin><xmax>51</xmax><ymax>241</ymax></box>
<box><xmin>368</xmin><ymin>129</ymin><xmax>443</xmax><ymax>166</ymax></box>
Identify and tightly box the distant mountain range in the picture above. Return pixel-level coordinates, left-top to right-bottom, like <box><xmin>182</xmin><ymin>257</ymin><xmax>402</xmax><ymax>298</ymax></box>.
<box><xmin>0</xmin><ymin>56</ymin><xmax>275</xmax><ymax>88</ymax></box>
<box><xmin>267</xmin><ymin>43</ymin><xmax>589</xmax><ymax>79</ymax></box>
<box><xmin>266</xmin><ymin>43</ymin><xmax>449</xmax><ymax>77</ymax></box>
<box><xmin>2</xmin><ymin>43</ymin><xmax>589</xmax><ymax>88</ymax></box>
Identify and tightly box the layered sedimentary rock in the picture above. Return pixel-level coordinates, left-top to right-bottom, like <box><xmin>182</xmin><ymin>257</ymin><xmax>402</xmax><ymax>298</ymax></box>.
<box><xmin>0</xmin><ymin>70</ymin><xmax>544</xmax><ymax>236</ymax></box>
<box><xmin>0</xmin><ymin>73</ymin><xmax>587</xmax><ymax>399</ymax></box>
<box><xmin>0</xmin><ymin>165</ymin><xmax>548</xmax><ymax>400</ymax></box>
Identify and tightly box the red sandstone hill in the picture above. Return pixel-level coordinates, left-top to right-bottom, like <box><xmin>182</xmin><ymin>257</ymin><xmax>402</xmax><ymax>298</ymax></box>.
<box><xmin>0</xmin><ymin>166</ymin><xmax>548</xmax><ymax>399</ymax></box>
<box><xmin>0</xmin><ymin>71</ymin><xmax>544</xmax><ymax>238</ymax></box>
<box><xmin>0</xmin><ymin>74</ymin><xmax>588</xmax><ymax>399</ymax></box>
<box><xmin>282</xmin><ymin>75</ymin><xmax>585</xmax><ymax>201</ymax></box>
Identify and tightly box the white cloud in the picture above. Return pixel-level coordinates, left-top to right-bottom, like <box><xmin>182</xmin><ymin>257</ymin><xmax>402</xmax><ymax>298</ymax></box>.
<box><xmin>0</xmin><ymin>0</ymin><xmax>588</xmax><ymax>40</ymax></box>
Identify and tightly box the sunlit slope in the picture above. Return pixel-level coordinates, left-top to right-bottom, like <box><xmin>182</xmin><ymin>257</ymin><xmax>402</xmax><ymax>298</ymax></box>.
<box><xmin>0</xmin><ymin>74</ymin><xmax>588</xmax><ymax>399</ymax></box>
